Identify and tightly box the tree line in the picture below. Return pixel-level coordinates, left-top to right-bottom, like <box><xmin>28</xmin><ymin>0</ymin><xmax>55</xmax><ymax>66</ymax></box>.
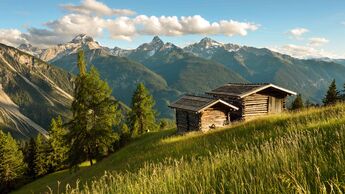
<box><xmin>291</xmin><ymin>79</ymin><xmax>345</xmax><ymax>110</ymax></box>
<box><xmin>0</xmin><ymin>50</ymin><xmax>173</xmax><ymax>193</ymax></box>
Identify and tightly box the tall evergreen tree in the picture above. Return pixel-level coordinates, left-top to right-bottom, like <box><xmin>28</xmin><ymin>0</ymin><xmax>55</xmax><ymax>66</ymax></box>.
<box><xmin>323</xmin><ymin>79</ymin><xmax>340</xmax><ymax>106</ymax></box>
<box><xmin>341</xmin><ymin>83</ymin><xmax>345</xmax><ymax>101</ymax></box>
<box><xmin>48</xmin><ymin>116</ymin><xmax>68</xmax><ymax>171</ymax></box>
<box><xmin>24</xmin><ymin>138</ymin><xmax>37</xmax><ymax>177</ymax></box>
<box><xmin>129</xmin><ymin>83</ymin><xmax>157</xmax><ymax>136</ymax></box>
<box><xmin>291</xmin><ymin>94</ymin><xmax>304</xmax><ymax>110</ymax></box>
<box><xmin>0</xmin><ymin>131</ymin><xmax>26</xmax><ymax>192</ymax></box>
<box><xmin>119</xmin><ymin>123</ymin><xmax>131</xmax><ymax>146</ymax></box>
<box><xmin>34</xmin><ymin>134</ymin><xmax>50</xmax><ymax>177</ymax></box>
<box><xmin>67</xmin><ymin>50</ymin><xmax>121</xmax><ymax>168</ymax></box>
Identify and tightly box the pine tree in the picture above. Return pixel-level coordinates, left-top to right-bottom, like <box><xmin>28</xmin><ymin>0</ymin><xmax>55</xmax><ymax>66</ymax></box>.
<box><xmin>67</xmin><ymin>50</ymin><xmax>121</xmax><ymax>168</ymax></box>
<box><xmin>0</xmin><ymin>130</ymin><xmax>26</xmax><ymax>192</ymax></box>
<box><xmin>48</xmin><ymin>116</ymin><xmax>68</xmax><ymax>171</ymax></box>
<box><xmin>24</xmin><ymin>138</ymin><xmax>37</xmax><ymax>177</ymax></box>
<box><xmin>291</xmin><ymin>94</ymin><xmax>304</xmax><ymax>110</ymax></box>
<box><xmin>341</xmin><ymin>83</ymin><xmax>345</xmax><ymax>101</ymax></box>
<box><xmin>34</xmin><ymin>134</ymin><xmax>50</xmax><ymax>177</ymax></box>
<box><xmin>129</xmin><ymin>83</ymin><xmax>157</xmax><ymax>136</ymax></box>
<box><xmin>323</xmin><ymin>79</ymin><xmax>340</xmax><ymax>106</ymax></box>
<box><xmin>119</xmin><ymin>123</ymin><xmax>131</xmax><ymax>146</ymax></box>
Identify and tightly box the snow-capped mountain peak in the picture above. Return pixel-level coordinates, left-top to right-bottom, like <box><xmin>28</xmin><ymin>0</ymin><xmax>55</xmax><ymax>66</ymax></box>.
<box><xmin>151</xmin><ymin>36</ymin><xmax>164</xmax><ymax>46</ymax></box>
<box><xmin>183</xmin><ymin>37</ymin><xmax>241</xmax><ymax>59</ymax></box>
<box><xmin>130</xmin><ymin>36</ymin><xmax>165</xmax><ymax>58</ymax></box>
<box><xmin>70</xmin><ymin>34</ymin><xmax>95</xmax><ymax>44</ymax></box>
<box><xmin>38</xmin><ymin>34</ymin><xmax>103</xmax><ymax>62</ymax></box>
<box><xmin>199</xmin><ymin>37</ymin><xmax>223</xmax><ymax>48</ymax></box>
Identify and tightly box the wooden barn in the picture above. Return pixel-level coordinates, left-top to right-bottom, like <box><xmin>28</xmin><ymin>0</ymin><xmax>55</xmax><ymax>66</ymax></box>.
<box><xmin>169</xmin><ymin>95</ymin><xmax>238</xmax><ymax>133</ymax></box>
<box><xmin>206</xmin><ymin>83</ymin><xmax>296</xmax><ymax>120</ymax></box>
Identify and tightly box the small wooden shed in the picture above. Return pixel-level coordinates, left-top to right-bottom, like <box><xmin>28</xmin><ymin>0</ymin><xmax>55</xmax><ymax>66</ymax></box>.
<box><xmin>169</xmin><ymin>95</ymin><xmax>238</xmax><ymax>133</ymax></box>
<box><xmin>206</xmin><ymin>83</ymin><xmax>296</xmax><ymax>120</ymax></box>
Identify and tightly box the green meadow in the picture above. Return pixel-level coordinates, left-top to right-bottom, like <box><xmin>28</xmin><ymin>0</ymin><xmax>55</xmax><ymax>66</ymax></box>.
<box><xmin>14</xmin><ymin>104</ymin><xmax>345</xmax><ymax>193</ymax></box>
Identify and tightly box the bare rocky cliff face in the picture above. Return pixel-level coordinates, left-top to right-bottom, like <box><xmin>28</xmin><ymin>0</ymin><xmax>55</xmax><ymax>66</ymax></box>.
<box><xmin>0</xmin><ymin>43</ymin><xmax>73</xmax><ymax>138</ymax></box>
<box><xmin>18</xmin><ymin>34</ymin><xmax>103</xmax><ymax>63</ymax></box>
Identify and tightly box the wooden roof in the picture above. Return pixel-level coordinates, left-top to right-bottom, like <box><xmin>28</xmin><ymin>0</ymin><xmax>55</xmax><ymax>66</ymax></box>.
<box><xmin>206</xmin><ymin>83</ymin><xmax>296</xmax><ymax>98</ymax></box>
<box><xmin>169</xmin><ymin>95</ymin><xmax>238</xmax><ymax>112</ymax></box>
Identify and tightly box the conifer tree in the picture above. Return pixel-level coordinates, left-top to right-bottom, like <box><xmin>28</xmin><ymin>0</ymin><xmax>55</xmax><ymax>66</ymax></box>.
<box><xmin>34</xmin><ymin>134</ymin><xmax>50</xmax><ymax>177</ymax></box>
<box><xmin>48</xmin><ymin>116</ymin><xmax>68</xmax><ymax>171</ymax></box>
<box><xmin>291</xmin><ymin>94</ymin><xmax>304</xmax><ymax>110</ymax></box>
<box><xmin>67</xmin><ymin>50</ymin><xmax>121</xmax><ymax>168</ymax></box>
<box><xmin>323</xmin><ymin>79</ymin><xmax>339</xmax><ymax>106</ymax></box>
<box><xmin>119</xmin><ymin>123</ymin><xmax>131</xmax><ymax>146</ymax></box>
<box><xmin>129</xmin><ymin>83</ymin><xmax>157</xmax><ymax>136</ymax></box>
<box><xmin>24</xmin><ymin>138</ymin><xmax>37</xmax><ymax>177</ymax></box>
<box><xmin>341</xmin><ymin>83</ymin><xmax>345</xmax><ymax>101</ymax></box>
<box><xmin>0</xmin><ymin>131</ymin><xmax>26</xmax><ymax>192</ymax></box>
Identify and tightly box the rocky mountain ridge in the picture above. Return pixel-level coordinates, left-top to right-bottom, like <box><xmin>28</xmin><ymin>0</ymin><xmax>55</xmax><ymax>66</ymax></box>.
<box><xmin>15</xmin><ymin>35</ymin><xmax>345</xmax><ymax>118</ymax></box>
<box><xmin>0</xmin><ymin>43</ymin><xmax>73</xmax><ymax>138</ymax></box>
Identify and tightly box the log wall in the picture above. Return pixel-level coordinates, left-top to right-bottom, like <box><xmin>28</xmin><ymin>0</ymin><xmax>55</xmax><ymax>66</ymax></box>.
<box><xmin>175</xmin><ymin>104</ymin><xmax>231</xmax><ymax>133</ymax></box>
<box><xmin>242</xmin><ymin>93</ymin><xmax>269</xmax><ymax>119</ymax></box>
<box><xmin>212</xmin><ymin>92</ymin><xmax>287</xmax><ymax>120</ymax></box>
<box><xmin>208</xmin><ymin>94</ymin><xmax>243</xmax><ymax>120</ymax></box>
<box><xmin>200</xmin><ymin>104</ymin><xmax>229</xmax><ymax>131</ymax></box>
<box><xmin>176</xmin><ymin>109</ymin><xmax>201</xmax><ymax>132</ymax></box>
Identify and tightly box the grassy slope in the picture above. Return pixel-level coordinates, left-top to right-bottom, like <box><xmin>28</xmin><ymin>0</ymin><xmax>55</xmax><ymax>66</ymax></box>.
<box><xmin>14</xmin><ymin>104</ymin><xmax>345</xmax><ymax>193</ymax></box>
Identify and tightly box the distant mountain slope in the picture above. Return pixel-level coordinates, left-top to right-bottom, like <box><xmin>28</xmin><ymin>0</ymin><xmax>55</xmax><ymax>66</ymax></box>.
<box><xmin>51</xmin><ymin>46</ymin><xmax>179</xmax><ymax>118</ymax></box>
<box><xmin>210</xmin><ymin>47</ymin><xmax>345</xmax><ymax>102</ymax></box>
<box><xmin>184</xmin><ymin>38</ymin><xmax>345</xmax><ymax>103</ymax></box>
<box><xmin>334</xmin><ymin>59</ymin><xmax>345</xmax><ymax>66</ymax></box>
<box><xmin>46</xmin><ymin>36</ymin><xmax>245</xmax><ymax>118</ymax></box>
<box><xmin>0</xmin><ymin>43</ymin><xmax>73</xmax><ymax>138</ymax></box>
<box><xmin>138</xmin><ymin>39</ymin><xmax>246</xmax><ymax>93</ymax></box>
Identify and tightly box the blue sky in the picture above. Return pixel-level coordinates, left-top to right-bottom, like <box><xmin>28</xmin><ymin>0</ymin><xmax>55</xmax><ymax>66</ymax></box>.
<box><xmin>1</xmin><ymin>0</ymin><xmax>345</xmax><ymax>58</ymax></box>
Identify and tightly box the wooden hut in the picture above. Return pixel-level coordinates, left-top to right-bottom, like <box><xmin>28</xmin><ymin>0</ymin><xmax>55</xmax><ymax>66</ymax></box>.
<box><xmin>206</xmin><ymin>83</ymin><xmax>296</xmax><ymax>120</ymax></box>
<box><xmin>169</xmin><ymin>95</ymin><xmax>238</xmax><ymax>133</ymax></box>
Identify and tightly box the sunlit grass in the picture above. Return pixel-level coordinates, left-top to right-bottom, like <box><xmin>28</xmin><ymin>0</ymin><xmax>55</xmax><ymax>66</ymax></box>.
<box><xmin>78</xmin><ymin>160</ymin><xmax>96</xmax><ymax>167</ymax></box>
<box><xmin>14</xmin><ymin>103</ymin><xmax>345</xmax><ymax>194</ymax></box>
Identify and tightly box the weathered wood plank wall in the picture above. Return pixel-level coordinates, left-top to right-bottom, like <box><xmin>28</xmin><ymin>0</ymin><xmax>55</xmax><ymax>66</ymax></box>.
<box><xmin>176</xmin><ymin>109</ymin><xmax>201</xmax><ymax>132</ymax></box>
<box><xmin>200</xmin><ymin>107</ymin><xmax>229</xmax><ymax>131</ymax></box>
<box><xmin>242</xmin><ymin>93</ymin><xmax>269</xmax><ymax>119</ymax></box>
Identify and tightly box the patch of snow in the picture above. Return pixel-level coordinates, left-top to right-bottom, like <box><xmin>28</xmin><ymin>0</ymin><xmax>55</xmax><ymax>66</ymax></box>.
<box><xmin>148</xmin><ymin>50</ymin><xmax>156</xmax><ymax>56</ymax></box>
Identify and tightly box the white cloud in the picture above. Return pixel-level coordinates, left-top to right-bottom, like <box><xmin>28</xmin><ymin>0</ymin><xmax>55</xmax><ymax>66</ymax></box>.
<box><xmin>271</xmin><ymin>44</ymin><xmax>341</xmax><ymax>59</ymax></box>
<box><xmin>21</xmin><ymin>14</ymin><xmax>106</xmax><ymax>47</ymax></box>
<box><xmin>132</xmin><ymin>15</ymin><xmax>258</xmax><ymax>37</ymax></box>
<box><xmin>308</xmin><ymin>37</ymin><xmax>329</xmax><ymax>47</ymax></box>
<box><xmin>106</xmin><ymin>17</ymin><xmax>136</xmax><ymax>41</ymax></box>
<box><xmin>61</xmin><ymin>0</ymin><xmax>135</xmax><ymax>16</ymax></box>
<box><xmin>4</xmin><ymin>14</ymin><xmax>259</xmax><ymax>45</ymax></box>
<box><xmin>0</xmin><ymin>0</ymin><xmax>259</xmax><ymax>46</ymax></box>
<box><xmin>0</xmin><ymin>29</ymin><xmax>27</xmax><ymax>46</ymax></box>
<box><xmin>288</xmin><ymin>28</ymin><xmax>309</xmax><ymax>38</ymax></box>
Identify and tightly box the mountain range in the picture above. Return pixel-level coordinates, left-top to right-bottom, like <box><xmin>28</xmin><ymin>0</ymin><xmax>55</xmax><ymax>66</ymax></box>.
<box><xmin>11</xmin><ymin>34</ymin><xmax>345</xmax><ymax>134</ymax></box>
